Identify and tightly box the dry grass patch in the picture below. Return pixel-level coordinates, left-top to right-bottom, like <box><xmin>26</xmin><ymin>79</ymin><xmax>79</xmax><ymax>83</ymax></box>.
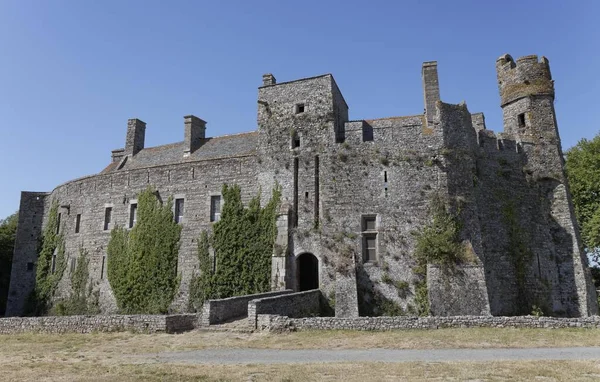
<box><xmin>2</xmin><ymin>327</ymin><xmax>600</xmax><ymax>356</ymax></box>
<box><xmin>2</xmin><ymin>360</ymin><xmax>600</xmax><ymax>381</ymax></box>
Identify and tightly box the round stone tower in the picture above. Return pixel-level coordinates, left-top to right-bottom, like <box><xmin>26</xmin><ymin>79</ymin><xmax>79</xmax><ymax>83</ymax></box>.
<box><xmin>495</xmin><ymin>54</ymin><xmax>556</xmax><ymax>142</ymax></box>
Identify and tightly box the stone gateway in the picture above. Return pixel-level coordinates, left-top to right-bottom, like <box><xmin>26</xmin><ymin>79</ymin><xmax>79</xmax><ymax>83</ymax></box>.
<box><xmin>6</xmin><ymin>54</ymin><xmax>598</xmax><ymax>318</ymax></box>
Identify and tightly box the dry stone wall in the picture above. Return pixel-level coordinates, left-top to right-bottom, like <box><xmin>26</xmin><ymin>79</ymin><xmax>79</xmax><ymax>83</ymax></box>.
<box><xmin>257</xmin><ymin>314</ymin><xmax>600</xmax><ymax>332</ymax></box>
<box><xmin>0</xmin><ymin>314</ymin><xmax>198</xmax><ymax>334</ymax></box>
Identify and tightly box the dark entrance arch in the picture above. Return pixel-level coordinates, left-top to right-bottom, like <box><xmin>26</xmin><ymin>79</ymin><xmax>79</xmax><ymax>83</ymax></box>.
<box><xmin>297</xmin><ymin>253</ymin><xmax>319</xmax><ymax>291</ymax></box>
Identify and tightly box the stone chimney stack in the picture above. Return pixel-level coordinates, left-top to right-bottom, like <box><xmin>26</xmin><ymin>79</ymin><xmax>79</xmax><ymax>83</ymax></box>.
<box><xmin>262</xmin><ymin>73</ymin><xmax>276</xmax><ymax>86</ymax></box>
<box><xmin>125</xmin><ymin>118</ymin><xmax>146</xmax><ymax>156</ymax></box>
<box><xmin>422</xmin><ymin>61</ymin><xmax>440</xmax><ymax>127</ymax></box>
<box><xmin>184</xmin><ymin>115</ymin><xmax>206</xmax><ymax>156</ymax></box>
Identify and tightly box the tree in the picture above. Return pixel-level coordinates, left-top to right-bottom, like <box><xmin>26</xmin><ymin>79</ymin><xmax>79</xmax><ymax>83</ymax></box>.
<box><xmin>0</xmin><ymin>212</ymin><xmax>18</xmax><ymax>316</ymax></box>
<box><xmin>107</xmin><ymin>187</ymin><xmax>182</xmax><ymax>314</ymax></box>
<box><xmin>565</xmin><ymin>132</ymin><xmax>600</xmax><ymax>263</ymax></box>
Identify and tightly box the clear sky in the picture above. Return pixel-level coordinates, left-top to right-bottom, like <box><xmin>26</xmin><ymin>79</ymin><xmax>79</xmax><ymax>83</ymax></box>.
<box><xmin>0</xmin><ymin>0</ymin><xmax>598</xmax><ymax>219</ymax></box>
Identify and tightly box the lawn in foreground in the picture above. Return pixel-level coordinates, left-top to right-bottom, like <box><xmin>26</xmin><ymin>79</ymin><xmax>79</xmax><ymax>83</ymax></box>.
<box><xmin>2</xmin><ymin>328</ymin><xmax>600</xmax><ymax>381</ymax></box>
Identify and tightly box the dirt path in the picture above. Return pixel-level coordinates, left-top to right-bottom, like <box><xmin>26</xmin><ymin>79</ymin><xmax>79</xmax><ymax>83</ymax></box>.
<box><xmin>148</xmin><ymin>346</ymin><xmax>600</xmax><ymax>364</ymax></box>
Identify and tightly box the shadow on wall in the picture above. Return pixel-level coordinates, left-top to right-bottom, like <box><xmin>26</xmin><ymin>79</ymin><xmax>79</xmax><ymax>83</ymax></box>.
<box><xmin>466</xmin><ymin>131</ymin><xmax>581</xmax><ymax>317</ymax></box>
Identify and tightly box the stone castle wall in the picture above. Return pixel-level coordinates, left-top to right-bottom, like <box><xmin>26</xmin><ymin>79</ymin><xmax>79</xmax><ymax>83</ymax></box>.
<box><xmin>6</xmin><ymin>53</ymin><xmax>598</xmax><ymax>318</ymax></box>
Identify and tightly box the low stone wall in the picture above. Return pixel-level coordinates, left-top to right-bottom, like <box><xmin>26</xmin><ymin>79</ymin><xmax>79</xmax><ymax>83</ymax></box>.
<box><xmin>200</xmin><ymin>290</ymin><xmax>293</xmax><ymax>326</ymax></box>
<box><xmin>248</xmin><ymin>289</ymin><xmax>322</xmax><ymax>329</ymax></box>
<box><xmin>255</xmin><ymin>315</ymin><xmax>600</xmax><ymax>332</ymax></box>
<box><xmin>0</xmin><ymin>314</ymin><xmax>198</xmax><ymax>334</ymax></box>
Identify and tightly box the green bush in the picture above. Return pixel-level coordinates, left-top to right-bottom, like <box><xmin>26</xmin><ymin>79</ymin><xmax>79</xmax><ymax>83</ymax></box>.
<box><xmin>107</xmin><ymin>187</ymin><xmax>181</xmax><ymax>314</ymax></box>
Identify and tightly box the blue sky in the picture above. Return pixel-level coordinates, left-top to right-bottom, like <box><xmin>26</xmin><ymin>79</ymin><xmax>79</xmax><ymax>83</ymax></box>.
<box><xmin>0</xmin><ymin>0</ymin><xmax>598</xmax><ymax>219</ymax></box>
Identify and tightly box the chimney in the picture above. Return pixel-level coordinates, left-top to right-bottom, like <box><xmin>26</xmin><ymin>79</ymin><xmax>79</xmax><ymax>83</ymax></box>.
<box><xmin>422</xmin><ymin>61</ymin><xmax>440</xmax><ymax>127</ymax></box>
<box><xmin>125</xmin><ymin>118</ymin><xmax>146</xmax><ymax>156</ymax></box>
<box><xmin>184</xmin><ymin>115</ymin><xmax>206</xmax><ymax>156</ymax></box>
<box><xmin>262</xmin><ymin>73</ymin><xmax>276</xmax><ymax>86</ymax></box>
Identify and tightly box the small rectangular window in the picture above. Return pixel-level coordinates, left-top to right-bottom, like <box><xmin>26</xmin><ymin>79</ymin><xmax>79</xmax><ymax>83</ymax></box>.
<box><xmin>364</xmin><ymin>235</ymin><xmax>377</xmax><ymax>262</ymax></box>
<box><xmin>51</xmin><ymin>253</ymin><xmax>57</xmax><ymax>274</ymax></box>
<box><xmin>101</xmin><ymin>256</ymin><xmax>106</xmax><ymax>279</ymax></box>
<box><xmin>129</xmin><ymin>203</ymin><xmax>137</xmax><ymax>228</ymax></box>
<box><xmin>363</xmin><ymin>216</ymin><xmax>376</xmax><ymax>231</ymax></box>
<box><xmin>295</xmin><ymin>103</ymin><xmax>305</xmax><ymax>114</ymax></box>
<box><xmin>175</xmin><ymin>198</ymin><xmax>184</xmax><ymax>224</ymax></box>
<box><xmin>518</xmin><ymin>113</ymin><xmax>526</xmax><ymax>127</ymax></box>
<box><xmin>75</xmin><ymin>214</ymin><xmax>81</xmax><ymax>233</ymax></box>
<box><xmin>104</xmin><ymin>207</ymin><xmax>112</xmax><ymax>231</ymax></box>
<box><xmin>292</xmin><ymin>133</ymin><xmax>300</xmax><ymax>149</ymax></box>
<box><xmin>27</xmin><ymin>262</ymin><xmax>34</xmax><ymax>271</ymax></box>
<box><xmin>56</xmin><ymin>213</ymin><xmax>61</xmax><ymax>234</ymax></box>
<box><xmin>210</xmin><ymin>196</ymin><xmax>221</xmax><ymax>222</ymax></box>
<box><xmin>362</xmin><ymin>215</ymin><xmax>378</xmax><ymax>263</ymax></box>
<box><xmin>70</xmin><ymin>258</ymin><xmax>76</xmax><ymax>273</ymax></box>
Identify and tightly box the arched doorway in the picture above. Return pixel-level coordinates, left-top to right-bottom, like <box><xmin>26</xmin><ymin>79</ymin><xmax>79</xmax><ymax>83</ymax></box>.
<box><xmin>297</xmin><ymin>253</ymin><xmax>319</xmax><ymax>291</ymax></box>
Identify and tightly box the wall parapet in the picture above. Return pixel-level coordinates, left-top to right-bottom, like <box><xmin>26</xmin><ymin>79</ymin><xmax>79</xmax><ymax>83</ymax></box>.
<box><xmin>200</xmin><ymin>290</ymin><xmax>293</xmax><ymax>326</ymax></box>
<box><xmin>255</xmin><ymin>315</ymin><xmax>600</xmax><ymax>332</ymax></box>
<box><xmin>0</xmin><ymin>314</ymin><xmax>198</xmax><ymax>334</ymax></box>
<box><xmin>248</xmin><ymin>289</ymin><xmax>322</xmax><ymax>329</ymax></box>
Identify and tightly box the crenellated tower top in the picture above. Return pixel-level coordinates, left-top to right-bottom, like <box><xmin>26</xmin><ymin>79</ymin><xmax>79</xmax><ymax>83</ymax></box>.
<box><xmin>495</xmin><ymin>54</ymin><xmax>554</xmax><ymax>107</ymax></box>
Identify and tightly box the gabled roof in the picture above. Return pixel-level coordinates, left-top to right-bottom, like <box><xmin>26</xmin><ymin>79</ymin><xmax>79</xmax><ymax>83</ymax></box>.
<box><xmin>101</xmin><ymin>131</ymin><xmax>257</xmax><ymax>173</ymax></box>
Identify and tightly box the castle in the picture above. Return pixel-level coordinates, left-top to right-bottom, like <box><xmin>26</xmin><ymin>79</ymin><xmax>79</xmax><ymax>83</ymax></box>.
<box><xmin>6</xmin><ymin>54</ymin><xmax>598</xmax><ymax>317</ymax></box>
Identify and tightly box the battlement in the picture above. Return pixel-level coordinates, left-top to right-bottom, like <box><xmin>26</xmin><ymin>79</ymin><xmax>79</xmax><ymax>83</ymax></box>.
<box><xmin>496</xmin><ymin>54</ymin><xmax>554</xmax><ymax>107</ymax></box>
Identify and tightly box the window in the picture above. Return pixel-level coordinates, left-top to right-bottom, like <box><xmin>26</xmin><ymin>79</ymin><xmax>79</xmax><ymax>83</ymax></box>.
<box><xmin>100</xmin><ymin>256</ymin><xmax>106</xmax><ymax>279</ymax></box>
<box><xmin>362</xmin><ymin>216</ymin><xmax>376</xmax><ymax>231</ymax></box>
<box><xmin>364</xmin><ymin>234</ymin><xmax>377</xmax><ymax>262</ymax></box>
<box><xmin>27</xmin><ymin>262</ymin><xmax>34</xmax><ymax>271</ymax></box>
<box><xmin>175</xmin><ymin>198</ymin><xmax>184</xmax><ymax>224</ymax></box>
<box><xmin>518</xmin><ymin>113</ymin><xmax>526</xmax><ymax>128</ymax></box>
<box><xmin>70</xmin><ymin>258</ymin><xmax>76</xmax><ymax>273</ymax></box>
<box><xmin>292</xmin><ymin>133</ymin><xmax>300</xmax><ymax>148</ymax></box>
<box><xmin>51</xmin><ymin>249</ymin><xmax>57</xmax><ymax>274</ymax></box>
<box><xmin>210</xmin><ymin>196</ymin><xmax>221</xmax><ymax>222</ymax></box>
<box><xmin>104</xmin><ymin>207</ymin><xmax>112</xmax><ymax>231</ymax></box>
<box><xmin>129</xmin><ymin>203</ymin><xmax>137</xmax><ymax>228</ymax></box>
<box><xmin>56</xmin><ymin>213</ymin><xmax>61</xmax><ymax>234</ymax></box>
<box><xmin>295</xmin><ymin>103</ymin><xmax>305</xmax><ymax>114</ymax></box>
<box><xmin>362</xmin><ymin>215</ymin><xmax>377</xmax><ymax>262</ymax></box>
<box><xmin>75</xmin><ymin>214</ymin><xmax>81</xmax><ymax>233</ymax></box>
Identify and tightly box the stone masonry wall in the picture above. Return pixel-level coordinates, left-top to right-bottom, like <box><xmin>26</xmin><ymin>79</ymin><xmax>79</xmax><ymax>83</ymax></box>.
<box><xmin>200</xmin><ymin>290</ymin><xmax>292</xmax><ymax>326</ymax></box>
<box><xmin>248</xmin><ymin>289</ymin><xmax>322</xmax><ymax>328</ymax></box>
<box><xmin>256</xmin><ymin>314</ymin><xmax>600</xmax><ymax>332</ymax></box>
<box><xmin>8</xmin><ymin>54</ymin><xmax>598</xmax><ymax>319</ymax></box>
<box><xmin>0</xmin><ymin>314</ymin><xmax>198</xmax><ymax>334</ymax></box>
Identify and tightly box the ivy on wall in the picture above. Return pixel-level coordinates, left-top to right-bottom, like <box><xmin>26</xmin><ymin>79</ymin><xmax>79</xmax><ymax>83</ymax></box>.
<box><xmin>189</xmin><ymin>184</ymin><xmax>281</xmax><ymax>310</ymax></box>
<box><xmin>54</xmin><ymin>247</ymin><xmax>100</xmax><ymax>315</ymax></box>
<box><xmin>107</xmin><ymin>187</ymin><xmax>181</xmax><ymax>314</ymax></box>
<box><xmin>412</xmin><ymin>193</ymin><xmax>467</xmax><ymax>316</ymax></box>
<box><xmin>25</xmin><ymin>200</ymin><xmax>66</xmax><ymax>316</ymax></box>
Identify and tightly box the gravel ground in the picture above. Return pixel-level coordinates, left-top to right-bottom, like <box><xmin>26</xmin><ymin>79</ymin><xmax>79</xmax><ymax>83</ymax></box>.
<box><xmin>149</xmin><ymin>347</ymin><xmax>600</xmax><ymax>364</ymax></box>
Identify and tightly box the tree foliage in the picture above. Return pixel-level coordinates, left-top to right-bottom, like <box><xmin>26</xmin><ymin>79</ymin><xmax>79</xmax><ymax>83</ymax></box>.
<box><xmin>565</xmin><ymin>132</ymin><xmax>600</xmax><ymax>262</ymax></box>
<box><xmin>188</xmin><ymin>184</ymin><xmax>281</xmax><ymax>310</ymax></box>
<box><xmin>0</xmin><ymin>211</ymin><xmax>18</xmax><ymax>316</ymax></box>
<box><xmin>107</xmin><ymin>187</ymin><xmax>181</xmax><ymax>314</ymax></box>
<box><xmin>26</xmin><ymin>200</ymin><xmax>66</xmax><ymax>316</ymax></box>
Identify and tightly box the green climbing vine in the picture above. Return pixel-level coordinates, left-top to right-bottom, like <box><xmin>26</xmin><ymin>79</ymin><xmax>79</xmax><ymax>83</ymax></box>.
<box><xmin>53</xmin><ymin>247</ymin><xmax>100</xmax><ymax>315</ymax></box>
<box><xmin>188</xmin><ymin>184</ymin><xmax>281</xmax><ymax>310</ymax></box>
<box><xmin>25</xmin><ymin>200</ymin><xmax>66</xmax><ymax>316</ymax></box>
<box><xmin>412</xmin><ymin>193</ymin><xmax>468</xmax><ymax>316</ymax></box>
<box><xmin>107</xmin><ymin>187</ymin><xmax>182</xmax><ymax>314</ymax></box>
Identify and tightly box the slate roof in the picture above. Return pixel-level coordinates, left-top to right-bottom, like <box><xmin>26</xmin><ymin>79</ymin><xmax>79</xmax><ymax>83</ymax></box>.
<box><xmin>101</xmin><ymin>131</ymin><xmax>257</xmax><ymax>173</ymax></box>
